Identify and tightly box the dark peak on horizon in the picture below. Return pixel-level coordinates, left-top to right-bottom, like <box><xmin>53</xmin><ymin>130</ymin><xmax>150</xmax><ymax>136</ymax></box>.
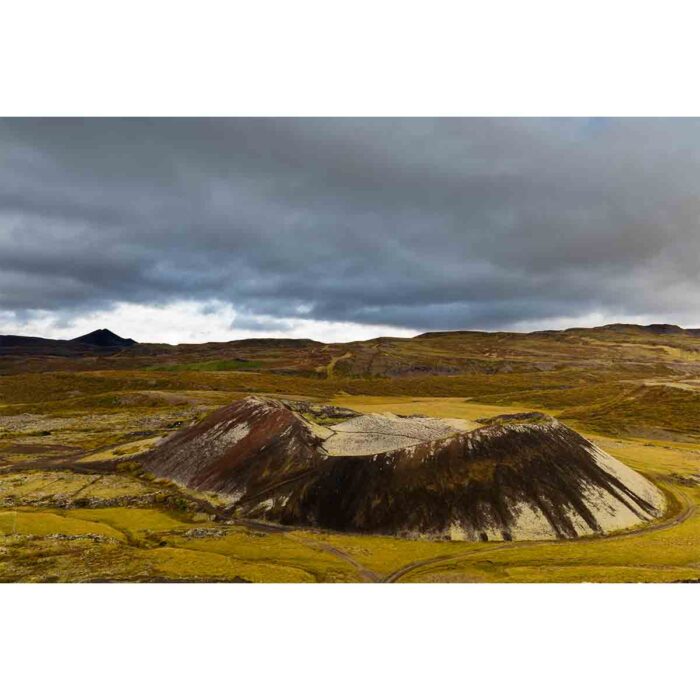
<box><xmin>72</xmin><ymin>328</ymin><xmax>137</xmax><ymax>347</ymax></box>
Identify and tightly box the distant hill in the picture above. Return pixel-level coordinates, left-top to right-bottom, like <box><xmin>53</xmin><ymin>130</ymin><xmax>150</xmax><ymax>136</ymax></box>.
<box><xmin>3</xmin><ymin>321</ymin><xmax>700</xmax><ymax>377</ymax></box>
<box><xmin>0</xmin><ymin>334</ymin><xmax>88</xmax><ymax>358</ymax></box>
<box><xmin>0</xmin><ymin>334</ymin><xmax>65</xmax><ymax>348</ymax></box>
<box><xmin>593</xmin><ymin>323</ymin><xmax>686</xmax><ymax>335</ymax></box>
<box><xmin>72</xmin><ymin>329</ymin><xmax>136</xmax><ymax>347</ymax></box>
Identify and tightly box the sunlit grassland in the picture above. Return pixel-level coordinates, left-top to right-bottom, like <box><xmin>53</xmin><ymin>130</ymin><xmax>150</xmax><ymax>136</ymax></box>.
<box><xmin>0</xmin><ymin>470</ymin><xmax>366</xmax><ymax>581</ymax></box>
<box><xmin>66</xmin><ymin>506</ymin><xmax>198</xmax><ymax>534</ymax></box>
<box><xmin>329</xmin><ymin>395</ymin><xmax>532</xmax><ymax>421</ymax></box>
<box><xmin>0</xmin><ymin>502</ymin><xmax>365</xmax><ymax>582</ymax></box>
<box><xmin>0</xmin><ymin>509</ymin><xmax>126</xmax><ymax>539</ymax></box>
<box><xmin>293</xmin><ymin>529</ymin><xmax>484</xmax><ymax>576</ymax></box>
<box><xmin>138</xmin><ymin>546</ymin><xmax>322</xmax><ymax>583</ymax></box>
<box><xmin>78</xmin><ymin>436</ymin><xmax>163</xmax><ymax>462</ymax></box>
<box><xmin>0</xmin><ymin>526</ymin><xmax>338</xmax><ymax>583</ymax></box>
<box><xmin>5</xmin><ymin>362</ymin><xmax>699</xmax><ymax>442</ymax></box>
<box><xmin>161</xmin><ymin>528</ymin><xmax>362</xmax><ymax>582</ymax></box>
<box><xmin>0</xmin><ymin>364</ymin><xmax>663</xmax><ymax>408</ymax></box>
<box><xmin>146</xmin><ymin>359</ymin><xmax>262</xmax><ymax>372</ymax></box>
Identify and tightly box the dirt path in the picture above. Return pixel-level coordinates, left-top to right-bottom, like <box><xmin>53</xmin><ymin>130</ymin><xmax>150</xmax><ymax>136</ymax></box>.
<box><xmin>290</xmin><ymin>537</ymin><xmax>380</xmax><ymax>582</ymax></box>
<box><xmin>70</xmin><ymin>474</ymin><xmax>104</xmax><ymax>498</ymax></box>
<box><xmin>325</xmin><ymin>352</ymin><xmax>351</xmax><ymax>379</ymax></box>
<box><xmin>383</xmin><ymin>483</ymin><xmax>696</xmax><ymax>583</ymax></box>
<box><xmin>239</xmin><ymin>517</ymin><xmax>380</xmax><ymax>582</ymax></box>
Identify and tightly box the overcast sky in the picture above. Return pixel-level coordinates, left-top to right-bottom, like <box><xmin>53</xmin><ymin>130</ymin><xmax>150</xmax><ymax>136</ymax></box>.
<box><xmin>1</xmin><ymin>117</ymin><xmax>700</xmax><ymax>343</ymax></box>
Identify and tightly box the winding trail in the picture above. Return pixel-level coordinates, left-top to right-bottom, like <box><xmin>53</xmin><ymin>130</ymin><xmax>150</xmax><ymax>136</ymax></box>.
<box><xmin>325</xmin><ymin>352</ymin><xmax>351</xmax><ymax>379</ymax></box>
<box><xmin>239</xmin><ymin>517</ymin><xmax>380</xmax><ymax>582</ymax></box>
<box><xmin>291</xmin><ymin>538</ymin><xmax>380</xmax><ymax>582</ymax></box>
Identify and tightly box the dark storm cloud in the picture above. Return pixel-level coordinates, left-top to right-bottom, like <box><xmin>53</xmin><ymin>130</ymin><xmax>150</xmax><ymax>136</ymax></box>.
<box><xmin>2</xmin><ymin>117</ymin><xmax>700</xmax><ymax>332</ymax></box>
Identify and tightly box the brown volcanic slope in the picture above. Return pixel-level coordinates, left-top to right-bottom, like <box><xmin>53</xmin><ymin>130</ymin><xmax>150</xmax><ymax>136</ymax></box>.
<box><xmin>142</xmin><ymin>396</ymin><xmax>665</xmax><ymax>541</ymax></box>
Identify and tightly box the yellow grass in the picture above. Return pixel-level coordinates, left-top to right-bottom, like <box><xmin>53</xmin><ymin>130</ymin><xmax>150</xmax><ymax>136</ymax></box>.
<box><xmin>78</xmin><ymin>436</ymin><xmax>164</xmax><ymax>462</ymax></box>
<box><xmin>0</xmin><ymin>509</ymin><xmax>125</xmax><ymax>540</ymax></box>
<box><xmin>330</xmin><ymin>395</ymin><xmax>530</xmax><ymax>421</ymax></box>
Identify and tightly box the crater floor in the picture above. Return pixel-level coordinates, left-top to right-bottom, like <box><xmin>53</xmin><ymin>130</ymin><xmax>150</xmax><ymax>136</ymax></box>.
<box><xmin>319</xmin><ymin>413</ymin><xmax>477</xmax><ymax>456</ymax></box>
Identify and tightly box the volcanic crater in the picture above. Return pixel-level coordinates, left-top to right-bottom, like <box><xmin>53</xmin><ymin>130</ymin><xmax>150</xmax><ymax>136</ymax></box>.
<box><xmin>142</xmin><ymin>396</ymin><xmax>666</xmax><ymax>541</ymax></box>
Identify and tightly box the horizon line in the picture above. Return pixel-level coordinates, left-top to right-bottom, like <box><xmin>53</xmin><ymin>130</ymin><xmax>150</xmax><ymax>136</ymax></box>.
<box><xmin>2</xmin><ymin>320</ymin><xmax>699</xmax><ymax>347</ymax></box>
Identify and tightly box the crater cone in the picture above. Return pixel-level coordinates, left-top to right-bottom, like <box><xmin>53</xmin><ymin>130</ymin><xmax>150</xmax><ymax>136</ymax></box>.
<box><xmin>142</xmin><ymin>396</ymin><xmax>666</xmax><ymax>541</ymax></box>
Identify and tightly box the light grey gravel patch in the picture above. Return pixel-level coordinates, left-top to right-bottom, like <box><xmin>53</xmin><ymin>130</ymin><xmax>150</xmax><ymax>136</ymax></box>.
<box><xmin>322</xmin><ymin>412</ymin><xmax>473</xmax><ymax>456</ymax></box>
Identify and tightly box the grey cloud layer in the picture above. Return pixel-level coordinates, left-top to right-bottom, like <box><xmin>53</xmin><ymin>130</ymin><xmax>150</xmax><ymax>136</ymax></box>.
<box><xmin>1</xmin><ymin>117</ymin><xmax>700</xmax><ymax>331</ymax></box>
